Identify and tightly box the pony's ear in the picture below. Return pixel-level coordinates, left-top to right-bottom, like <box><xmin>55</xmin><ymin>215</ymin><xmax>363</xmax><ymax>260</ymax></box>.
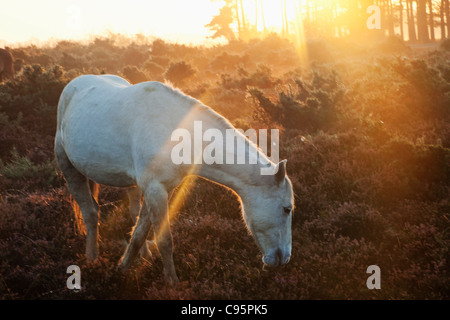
<box><xmin>274</xmin><ymin>159</ymin><xmax>287</xmax><ymax>185</ymax></box>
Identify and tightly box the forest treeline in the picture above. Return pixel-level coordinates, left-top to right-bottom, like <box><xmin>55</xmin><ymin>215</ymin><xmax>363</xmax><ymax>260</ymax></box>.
<box><xmin>207</xmin><ymin>0</ymin><xmax>450</xmax><ymax>43</ymax></box>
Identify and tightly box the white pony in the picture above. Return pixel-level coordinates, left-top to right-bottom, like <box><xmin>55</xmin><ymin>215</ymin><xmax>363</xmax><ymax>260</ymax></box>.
<box><xmin>54</xmin><ymin>75</ymin><xmax>294</xmax><ymax>284</ymax></box>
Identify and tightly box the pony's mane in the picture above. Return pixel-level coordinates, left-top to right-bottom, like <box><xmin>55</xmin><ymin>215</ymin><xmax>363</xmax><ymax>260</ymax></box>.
<box><xmin>161</xmin><ymin>81</ymin><xmax>236</xmax><ymax>132</ymax></box>
<box><xmin>159</xmin><ymin>81</ymin><xmax>273</xmax><ymax>175</ymax></box>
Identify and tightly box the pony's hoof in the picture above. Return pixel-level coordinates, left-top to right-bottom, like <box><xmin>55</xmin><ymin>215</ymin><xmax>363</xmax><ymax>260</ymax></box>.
<box><xmin>118</xmin><ymin>264</ymin><xmax>128</xmax><ymax>274</ymax></box>
<box><xmin>118</xmin><ymin>258</ymin><xmax>130</xmax><ymax>273</ymax></box>
<box><xmin>139</xmin><ymin>243</ymin><xmax>153</xmax><ymax>260</ymax></box>
<box><xmin>86</xmin><ymin>253</ymin><xmax>98</xmax><ymax>263</ymax></box>
<box><xmin>140</xmin><ymin>250</ymin><xmax>152</xmax><ymax>260</ymax></box>
<box><xmin>165</xmin><ymin>275</ymin><xmax>179</xmax><ymax>285</ymax></box>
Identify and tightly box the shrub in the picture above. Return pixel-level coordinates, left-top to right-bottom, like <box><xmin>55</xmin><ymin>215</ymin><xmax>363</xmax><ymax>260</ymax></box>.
<box><xmin>209</xmin><ymin>52</ymin><xmax>249</xmax><ymax>72</ymax></box>
<box><xmin>440</xmin><ymin>38</ymin><xmax>450</xmax><ymax>51</ymax></box>
<box><xmin>220</xmin><ymin>64</ymin><xmax>278</xmax><ymax>91</ymax></box>
<box><xmin>122</xmin><ymin>65</ymin><xmax>147</xmax><ymax>84</ymax></box>
<box><xmin>0</xmin><ymin>34</ymin><xmax>449</xmax><ymax>300</ymax></box>
<box><xmin>0</xmin><ymin>64</ymin><xmax>68</xmax><ymax>118</ymax></box>
<box><xmin>0</xmin><ymin>148</ymin><xmax>59</xmax><ymax>190</ymax></box>
<box><xmin>164</xmin><ymin>61</ymin><xmax>196</xmax><ymax>86</ymax></box>
<box><xmin>391</xmin><ymin>58</ymin><xmax>450</xmax><ymax>118</ymax></box>
<box><xmin>376</xmin><ymin>36</ymin><xmax>411</xmax><ymax>54</ymax></box>
<box><xmin>122</xmin><ymin>45</ymin><xmax>149</xmax><ymax>66</ymax></box>
<box><xmin>151</xmin><ymin>39</ymin><xmax>172</xmax><ymax>56</ymax></box>
<box><xmin>143</xmin><ymin>60</ymin><xmax>165</xmax><ymax>79</ymax></box>
<box><xmin>249</xmin><ymin>70</ymin><xmax>342</xmax><ymax>131</ymax></box>
<box><xmin>305</xmin><ymin>39</ymin><xmax>335</xmax><ymax>63</ymax></box>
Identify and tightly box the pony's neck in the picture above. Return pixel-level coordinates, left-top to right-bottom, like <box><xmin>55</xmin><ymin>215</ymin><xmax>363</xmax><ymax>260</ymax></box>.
<box><xmin>197</xmin><ymin>163</ymin><xmax>265</xmax><ymax>195</ymax></box>
<box><xmin>185</xmin><ymin>102</ymin><xmax>275</xmax><ymax>194</ymax></box>
<box><xmin>195</xmin><ymin>134</ymin><xmax>274</xmax><ymax>194</ymax></box>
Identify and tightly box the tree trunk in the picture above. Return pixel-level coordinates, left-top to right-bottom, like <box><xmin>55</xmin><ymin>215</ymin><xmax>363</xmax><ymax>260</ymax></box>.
<box><xmin>314</xmin><ymin>0</ymin><xmax>318</xmax><ymax>24</ymax></box>
<box><xmin>239</xmin><ymin>0</ymin><xmax>246</xmax><ymax>35</ymax></box>
<box><xmin>260</xmin><ymin>0</ymin><xmax>266</xmax><ymax>33</ymax></box>
<box><xmin>440</xmin><ymin>0</ymin><xmax>446</xmax><ymax>39</ymax></box>
<box><xmin>400</xmin><ymin>0</ymin><xmax>405</xmax><ymax>40</ymax></box>
<box><xmin>235</xmin><ymin>0</ymin><xmax>242</xmax><ymax>38</ymax></box>
<box><xmin>444</xmin><ymin>0</ymin><xmax>450</xmax><ymax>38</ymax></box>
<box><xmin>283</xmin><ymin>0</ymin><xmax>289</xmax><ymax>35</ymax></box>
<box><xmin>255</xmin><ymin>0</ymin><xmax>258</xmax><ymax>32</ymax></box>
<box><xmin>417</xmin><ymin>0</ymin><xmax>430</xmax><ymax>42</ymax></box>
<box><xmin>407</xmin><ymin>0</ymin><xmax>417</xmax><ymax>41</ymax></box>
<box><xmin>306</xmin><ymin>0</ymin><xmax>310</xmax><ymax>22</ymax></box>
<box><xmin>387</xmin><ymin>0</ymin><xmax>395</xmax><ymax>36</ymax></box>
<box><xmin>333</xmin><ymin>1</ymin><xmax>342</xmax><ymax>37</ymax></box>
<box><xmin>428</xmin><ymin>0</ymin><xmax>435</xmax><ymax>41</ymax></box>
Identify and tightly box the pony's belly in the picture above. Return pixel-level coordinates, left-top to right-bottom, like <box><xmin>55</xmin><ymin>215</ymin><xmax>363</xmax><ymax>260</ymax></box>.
<box><xmin>71</xmin><ymin>159</ymin><xmax>137</xmax><ymax>187</ymax></box>
<box><xmin>86</xmin><ymin>171</ymin><xmax>136</xmax><ymax>187</ymax></box>
<box><xmin>61</xmin><ymin>115</ymin><xmax>137</xmax><ymax>187</ymax></box>
<box><xmin>64</xmin><ymin>142</ymin><xmax>137</xmax><ymax>187</ymax></box>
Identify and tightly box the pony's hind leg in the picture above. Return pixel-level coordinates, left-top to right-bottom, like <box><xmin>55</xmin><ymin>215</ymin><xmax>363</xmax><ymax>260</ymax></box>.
<box><xmin>55</xmin><ymin>143</ymin><xmax>99</xmax><ymax>261</ymax></box>
<box><xmin>127</xmin><ymin>186</ymin><xmax>153</xmax><ymax>259</ymax></box>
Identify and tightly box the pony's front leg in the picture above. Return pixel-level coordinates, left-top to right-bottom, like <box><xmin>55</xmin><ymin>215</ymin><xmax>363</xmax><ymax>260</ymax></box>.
<box><xmin>118</xmin><ymin>199</ymin><xmax>152</xmax><ymax>271</ymax></box>
<box><xmin>145</xmin><ymin>182</ymin><xmax>178</xmax><ymax>284</ymax></box>
<box><xmin>119</xmin><ymin>182</ymin><xmax>178</xmax><ymax>284</ymax></box>
<box><xmin>151</xmin><ymin>200</ymin><xmax>179</xmax><ymax>284</ymax></box>
<box><xmin>127</xmin><ymin>186</ymin><xmax>153</xmax><ymax>259</ymax></box>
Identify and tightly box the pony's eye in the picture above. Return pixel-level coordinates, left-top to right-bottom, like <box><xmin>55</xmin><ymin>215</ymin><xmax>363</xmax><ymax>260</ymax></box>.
<box><xmin>283</xmin><ymin>207</ymin><xmax>292</xmax><ymax>214</ymax></box>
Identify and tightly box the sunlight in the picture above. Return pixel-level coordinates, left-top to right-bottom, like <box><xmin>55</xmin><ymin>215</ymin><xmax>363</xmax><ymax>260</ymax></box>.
<box><xmin>165</xmin><ymin>174</ymin><xmax>198</xmax><ymax>235</ymax></box>
<box><xmin>293</xmin><ymin>1</ymin><xmax>308</xmax><ymax>65</ymax></box>
<box><xmin>0</xmin><ymin>0</ymin><xmax>222</xmax><ymax>46</ymax></box>
<box><xmin>235</xmin><ymin>0</ymin><xmax>308</xmax><ymax>64</ymax></box>
<box><xmin>149</xmin><ymin>107</ymin><xmax>203</xmax><ymax>245</ymax></box>
<box><xmin>243</xmin><ymin>0</ymin><xmax>297</xmax><ymax>33</ymax></box>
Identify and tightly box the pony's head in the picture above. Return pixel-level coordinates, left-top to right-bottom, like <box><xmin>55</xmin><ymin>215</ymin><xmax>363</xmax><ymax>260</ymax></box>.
<box><xmin>241</xmin><ymin>160</ymin><xmax>294</xmax><ymax>267</ymax></box>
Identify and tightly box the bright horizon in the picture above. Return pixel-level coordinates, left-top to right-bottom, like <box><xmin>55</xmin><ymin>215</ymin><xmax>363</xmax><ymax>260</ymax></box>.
<box><xmin>1</xmin><ymin>0</ymin><xmax>304</xmax><ymax>48</ymax></box>
<box><xmin>0</xmin><ymin>0</ymin><xmax>226</xmax><ymax>47</ymax></box>
<box><xmin>1</xmin><ymin>0</ymin><xmax>437</xmax><ymax>49</ymax></box>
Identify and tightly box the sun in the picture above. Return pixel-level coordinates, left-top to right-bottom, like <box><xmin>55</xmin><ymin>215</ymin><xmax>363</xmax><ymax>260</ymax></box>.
<box><xmin>242</xmin><ymin>0</ymin><xmax>298</xmax><ymax>33</ymax></box>
<box><xmin>235</xmin><ymin>0</ymin><xmax>308</xmax><ymax>62</ymax></box>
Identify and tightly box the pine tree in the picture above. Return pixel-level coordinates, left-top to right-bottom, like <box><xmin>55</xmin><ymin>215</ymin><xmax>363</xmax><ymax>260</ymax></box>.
<box><xmin>407</xmin><ymin>0</ymin><xmax>417</xmax><ymax>41</ymax></box>
<box><xmin>205</xmin><ymin>4</ymin><xmax>237</xmax><ymax>41</ymax></box>
<box><xmin>417</xmin><ymin>0</ymin><xmax>430</xmax><ymax>42</ymax></box>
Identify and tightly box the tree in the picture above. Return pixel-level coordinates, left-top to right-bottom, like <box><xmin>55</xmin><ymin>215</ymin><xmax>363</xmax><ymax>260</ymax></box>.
<box><xmin>407</xmin><ymin>0</ymin><xmax>417</xmax><ymax>41</ymax></box>
<box><xmin>399</xmin><ymin>0</ymin><xmax>405</xmax><ymax>40</ymax></box>
<box><xmin>240</xmin><ymin>0</ymin><xmax>248</xmax><ymax>37</ymax></box>
<box><xmin>281</xmin><ymin>0</ymin><xmax>289</xmax><ymax>36</ymax></box>
<box><xmin>234</xmin><ymin>0</ymin><xmax>242</xmax><ymax>36</ymax></box>
<box><xmin>417</xmin><ymin>0</ymin><xmax>430</xmax><ymax>42</ymax></box>
<box><xmin>386</xmin><ymin>0</ymin><xmax>395</xmax><ymax>37</ymax></box>
<box><xmin>428</xmin><ymin>0</ymin><xmax>435</xmax><ymax>41</ymax></box>
<box><xmin>164</xmin><ymin>61</ymin><xmax>196</xmax><ymax>87</ymax></box>
<box><xmin>205</xmin><ymin>0</ymin><xmax>449</xmax><ymax>43</ymax></box>
<box><xmin>260</xmin><ymin>0</ymin><xmax>267</xmax><ymax>33</ymax></box>
<box><xmin>440</xmin><ymin>0</ymin><xmax>446</xmax><ymax>39</ymax></box>
<box><xmin>446</xmin><ymin>0</ymin><xmax>450</xmax><ymax>38</ymax></box>
<box><xmin>205</xmin><ymin>4</ymin><xmax>237</xmax><ymax>41</ymax></box>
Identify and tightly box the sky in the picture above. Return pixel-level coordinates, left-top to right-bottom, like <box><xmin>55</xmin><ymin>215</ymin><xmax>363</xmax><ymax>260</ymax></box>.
<box><xmin>0</xmin><ymin>0</ymin><xmax>224</xmax><ymax>47</ymax></box>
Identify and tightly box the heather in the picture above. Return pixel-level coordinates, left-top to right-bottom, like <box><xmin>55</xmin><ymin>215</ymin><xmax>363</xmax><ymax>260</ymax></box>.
<box><xmin>0</xmin><ymin>34</ymin><xmax>449</xmax><ymax>299</ymax></box>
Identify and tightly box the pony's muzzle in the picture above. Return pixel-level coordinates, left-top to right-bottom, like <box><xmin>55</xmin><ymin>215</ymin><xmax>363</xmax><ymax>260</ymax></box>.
<box><xmin>263</xmin><ymin>248</ymin><xmax>291</xmax><ymax>267</ymax></box>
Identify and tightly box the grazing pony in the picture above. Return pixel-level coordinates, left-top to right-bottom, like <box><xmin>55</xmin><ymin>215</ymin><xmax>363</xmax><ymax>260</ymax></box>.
<box><xmin>55</xmin><ymin>75</ymin><xmax>294</xmax><ymax>283</ymax></box>
<box><xmin>0</xmin><ymin>48</ymin><xmax>14</xmax><ymax>81</ymax></box>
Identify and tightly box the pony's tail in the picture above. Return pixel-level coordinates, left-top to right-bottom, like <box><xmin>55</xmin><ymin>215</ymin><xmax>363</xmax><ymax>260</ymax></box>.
<box><xmin>70</xmin><ymin>180</ymin><xmax>100</xmax><ymax>236</ymax></box>
<box><xmin>70</xmin><ymin>195</ymin><xmax>85</xmax><ymax>236</ymax></box>
<box><xmin>89</xmin><ymin>180</ymin><xmax>100</xmax><ymax>205</ymax></box>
